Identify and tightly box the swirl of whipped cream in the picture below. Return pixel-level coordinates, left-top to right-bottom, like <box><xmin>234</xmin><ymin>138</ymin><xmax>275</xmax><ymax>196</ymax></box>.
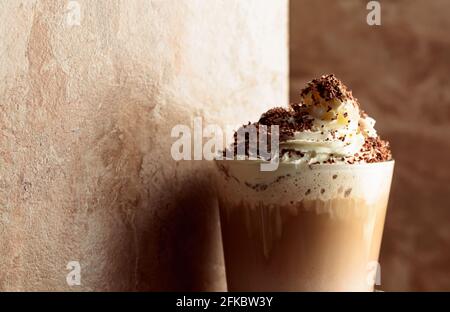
<box><xmin>280</xmin><ymin>75</ymin><xmax>377</xmax><ymax>164</ymax></box>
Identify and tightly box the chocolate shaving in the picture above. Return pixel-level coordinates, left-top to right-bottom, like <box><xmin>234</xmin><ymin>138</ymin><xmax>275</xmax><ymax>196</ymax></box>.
<box><xmin>298</xmin><ymin>74</ymin><xmax>359</xmax><ymax>106</ymax></box>
<box><xmin>352</xmin><ymin>136</ymin><xmax>392</xmax><ymax>163</ymax></box>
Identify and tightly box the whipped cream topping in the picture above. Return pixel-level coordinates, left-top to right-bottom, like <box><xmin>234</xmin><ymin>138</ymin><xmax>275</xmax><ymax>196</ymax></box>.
<box><xmin>280</xmin><ymin>75</ymin><xmax>378</xmax><ymax>164</ymax></box>
<box><xmin>225</xmin><ymin>74</ymin><xmax>392</xmax><ymax>165</ymax></box>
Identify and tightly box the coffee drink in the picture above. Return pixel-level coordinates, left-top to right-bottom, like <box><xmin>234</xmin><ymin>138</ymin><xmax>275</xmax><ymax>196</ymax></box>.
<box><xmin>216</xmin><ymin>75</ymin><xmax>394</xmax><ymax>291</ymax></box>
<box><xmin>216</xmin><ymin>161</ymin><xmax>393</xmax><ymax>291</ymax></box>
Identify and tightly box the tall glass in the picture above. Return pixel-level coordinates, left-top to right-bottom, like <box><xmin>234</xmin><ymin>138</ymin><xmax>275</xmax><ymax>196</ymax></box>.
<box><xmin>216</xmin><ymin>160</ymin><xmax>394</xmax><ymax>291</ymax></box>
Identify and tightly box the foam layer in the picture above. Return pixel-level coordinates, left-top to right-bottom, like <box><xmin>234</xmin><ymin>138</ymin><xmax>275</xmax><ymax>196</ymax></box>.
<box><xmin>215</xmin><ymin>160</ymin><xmax>394</xmax><ymax>206</ymax></box>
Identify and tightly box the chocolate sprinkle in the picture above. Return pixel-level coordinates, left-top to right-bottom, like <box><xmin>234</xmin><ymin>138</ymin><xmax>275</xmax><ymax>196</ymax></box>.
<box><xmin>299</xmin><ymin>74</ymin><xmax>359</xmax><ymax>106</ymax></box>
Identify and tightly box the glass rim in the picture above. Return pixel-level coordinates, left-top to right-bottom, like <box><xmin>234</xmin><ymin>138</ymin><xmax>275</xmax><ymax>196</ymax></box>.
<box><xmin>215</xmin><ymin>159</ymin><xmax>395</xmax><ymax>171</ymax></box>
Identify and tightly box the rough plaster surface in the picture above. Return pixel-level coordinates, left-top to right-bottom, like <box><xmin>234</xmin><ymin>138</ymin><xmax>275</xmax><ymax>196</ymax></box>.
<box><xmin>290</xmin><ymin>0</ymin><xmax>450</xmax><ymax>291</ymax></box>
<box><xmin>0</xmin><ymin>0</ymin><xmax>288</xmax><ymax>291</ymax></box>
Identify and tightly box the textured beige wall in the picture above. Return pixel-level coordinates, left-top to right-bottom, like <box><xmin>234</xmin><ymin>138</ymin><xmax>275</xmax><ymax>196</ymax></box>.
<box><xmin>290</xmin><ymin>0</ymin><xmax>450</xmax><ymax>291</ymax></box>
<box><xmin>0</xmin><ymin>0</ymin><xmax>288</xmax><ymax>291</ymax></box>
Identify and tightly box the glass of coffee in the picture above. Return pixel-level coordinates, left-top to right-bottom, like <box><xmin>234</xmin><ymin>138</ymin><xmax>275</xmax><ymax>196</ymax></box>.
<box><xmin>216</xmin><ymin>160</ymin><xmax>394</xmax><ymax>291</ymax></box>
<box><xmin>216</xmin><ymin>74</ymin><xmax>394</xmax><ymax>291</ymax></box>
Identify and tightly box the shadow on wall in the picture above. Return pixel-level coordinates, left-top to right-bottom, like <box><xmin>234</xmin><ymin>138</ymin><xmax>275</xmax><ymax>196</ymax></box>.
<box><xmin>75</xmin><ymin>84</ymin><xmax>226</xmax><ymax>291</ymax></box>
<box><xmin>135</xmin><ymin>164</ymin><xmax>225</xmax><ymax>291</ymax></box>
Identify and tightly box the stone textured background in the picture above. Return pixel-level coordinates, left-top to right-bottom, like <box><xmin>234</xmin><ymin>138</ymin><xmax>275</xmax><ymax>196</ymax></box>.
<box><xmin>0</xmin><ymin>0</ymin><xmax>288</xmax><ymax>291</ymax></box>
<box><xmin>290</xmin><ymin>0</ymin><xmax>450</xmax><ymax>291</ymax></box>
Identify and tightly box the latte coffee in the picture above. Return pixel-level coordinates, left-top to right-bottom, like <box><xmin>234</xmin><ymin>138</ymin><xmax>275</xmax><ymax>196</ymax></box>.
<box><xmin>216</xmin><ymin>75</ymin><xmax>394</xmax><ymax>291</ymax></box>
<box><xmin>216</xmin><ymin>160</ymin><xmax>394</xmax><ymax>291</ymax></box>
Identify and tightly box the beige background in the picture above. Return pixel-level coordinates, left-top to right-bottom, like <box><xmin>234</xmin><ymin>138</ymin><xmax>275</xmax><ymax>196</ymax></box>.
<box><xmin>0</xmin><ymin>0</ymin><xmax>288</xmax><ymax>291</ymax></box>
<box><xmin>290</xmin><ymin>0</ymin><xmax>450</xmax><ymax>291</ymax></box>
